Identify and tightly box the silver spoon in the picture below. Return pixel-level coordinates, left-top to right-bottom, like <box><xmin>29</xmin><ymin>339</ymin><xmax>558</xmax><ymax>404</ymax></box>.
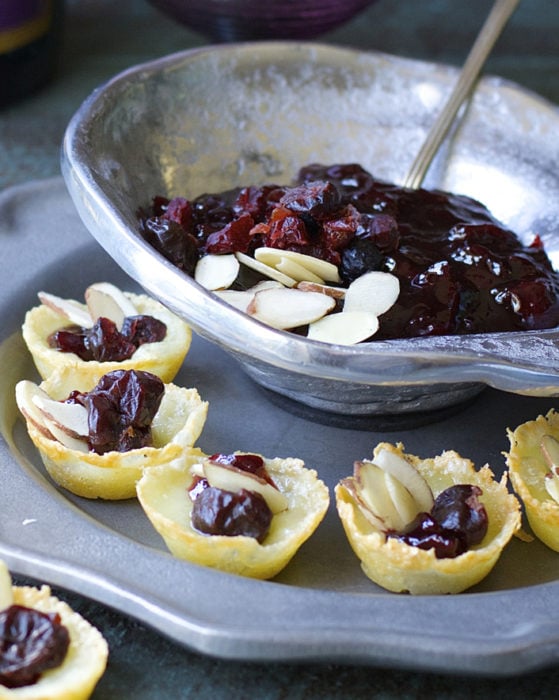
<box><xmin>403</xmin><ymin>0</ymin><xmax>521</xmax><ymax>189</ymax></box>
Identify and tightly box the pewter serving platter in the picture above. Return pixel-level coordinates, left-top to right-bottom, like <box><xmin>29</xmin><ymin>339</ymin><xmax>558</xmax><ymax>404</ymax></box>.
<box><xmin>3</xmin><ymin>179</ymin><xmax>559</xmax><ymax>675</ymax></box>
<box><xmin>61</xmin><ymin>42</ymin><xmax>559</xmax><ymax>416</ymax></box>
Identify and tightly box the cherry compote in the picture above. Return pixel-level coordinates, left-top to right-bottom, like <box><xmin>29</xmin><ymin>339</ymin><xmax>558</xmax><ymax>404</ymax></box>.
<box><xmin>68</xmin><ymin>369</ymin><xmax>165</xmax><ymax>454</ymax></box>
<box><xmin>139</xmin><ymin>163</ymin><xmax>559</xmax><ymax>339</ymax></box>
<box><xmin>390</xmin><ymin>484</ymin><xmax>488</xmax><ymax>559</ymax></box>
<box><xmin>48</xmin><ymin>315</ymin><xmax>166</xmax><ymax>362</ymax></box>
<box><xmin>188</xmin><ymin>454</ymin><xmax>275</xmax><ymax>542</ymax></box>
<box><xmin>0</xmin><ymin>605</ymin><xmax>69</xmax><ymax>688</ymax></box>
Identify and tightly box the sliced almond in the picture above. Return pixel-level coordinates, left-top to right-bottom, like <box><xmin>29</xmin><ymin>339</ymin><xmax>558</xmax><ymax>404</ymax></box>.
<box><xmin>383</xmin><ymin>471</ymin><xmax>421</xmax><ymax>529</ymax></box>
<box><xmin>307</xmin><ymin>310</ymin><xmax>379</xmax><ymax>345</ymax></box>
<box><xmin>42</xmin><ymin>416</ymin><xmax>89</xmax><ymax>452</ymax></box>
<box><xmin>16</xmin><ymin>380</ymin><xmax>57</xmax><ymax>440</ymax></box>
<box><xmin>344</xmin><ymin>271</ymin><xmax>400</xmax><ymax>316</ymax></box>
<box><xmin>38</xmin><ymin>291</ymin><xmax>93</xmax><ymax>328</ymax></box>
<box><xmin>296</xmin><ymin>281</ymin><xmax>346</xmax><ymax>299</ymax></box>
<box><xmin>85</xmin><ymin>282</ymin><xmax>137</xmax><ymax>329</ymax></box>
<box><xmin>255</xmin><ymin>247</ymin><xmax>341</xmax><ymax>283</ymax></box>
<box><xmin>201</xmin><ymin>460</ymin><xmax>288</xmax><ymax>514</ymax></box>
<box><xmin>31</xmin><ymin>393</ymin><xmax>89</xmax><ymax>439</ymax></box>
<box><xmin>545</xmin><ymin>472</ymin><xmax>559</xmax><ymax>504</ymax></box>
<box><xmin>0</xmin><ymin>561</ymin><xmax>13</xmax><ymax>611</ymax></box>
<box><xmin>339</xmin><ymin>477</ymin><xmax>386</xmax><ymax>530</ymax></box>
<box><xmin>274</xmin><ymin>257</ymin><xmax>324</xmax><ymax>285</ymax></box>
<box><xmin>214</xmin><ymin>281</ymin><xmax>285</xmax><ymax>313</ymax></box>
<box><xmin>541</xmin><ymin>434</ymin><xmax>559</xmax><ymax>477</ymax></box>
<box><xmin>214</xmin><ymin>289</ymin><xmax>255</xmax><ymax>313</ymax></box>
<box><xmin>16</xmin><ymin>380</ymin><xmax>89</xmax><ymax>451</ymax></box>
<box><xmin>195</xmin><ymin>254</ymin><xmax>240</xmax><ymax>291</ymax></box>
<box><xmin>249</xmin><ymin>280</ymin><xmax>285</xmax><ymax>293</ymax></box>
<box><xmin>235</xmin><ymin>252</ymin><xmax>297</xmax><ymax>287</ymax></box>
<box><xmin>372</xmin><ymin>449</ymin><xmax>434</xmax><ymax>513</ymax></box>
<box><xmin>354</xmin><ymin>460</ymin><xmax>406</xmax><ymax>532</ymax></box>
<box><xmin>247</xmin><ymin>287</ymin><xmax>335</xmax><ymax>330</ymax></box>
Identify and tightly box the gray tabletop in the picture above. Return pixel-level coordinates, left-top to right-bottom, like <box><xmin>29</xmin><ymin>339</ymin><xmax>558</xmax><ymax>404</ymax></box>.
<box><xmin>2</xmin><ymin>0</ymin><xmax>559</xmax><ymax>697</ymax></box>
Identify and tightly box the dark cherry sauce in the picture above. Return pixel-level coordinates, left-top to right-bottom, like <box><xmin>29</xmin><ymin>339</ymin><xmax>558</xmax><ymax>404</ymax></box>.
<box><xmin>188</xmin><ymin>454</ymin><xmax>274</xmax><ymax>541</ymax></box>
<box><xmin>0</xmin><ymin>605</ymin><xmax>69</xmax><ymax>688</ymax></box>
<box><xmin>48</xmin><ymin>315</ymin><xmax>167</xmax><ymax>362</ymax></box>
<box><xmin>389</xmin><ymin>484</ymin><xmax>488</xmax><ymax>559</ymax></box>
<box><xmin>139</xmin><ymin>163</ymin><xmax>559</xmax><ymax>339</ymax></box>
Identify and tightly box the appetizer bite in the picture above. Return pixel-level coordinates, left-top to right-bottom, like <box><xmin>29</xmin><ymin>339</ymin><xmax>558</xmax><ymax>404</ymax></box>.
<box><xmin>505</xmin><ymin>409</ymin><xmax>559</xmax><ymax>551</ymax></box>
<box><xmin>0</xmin><ymin>560</ymin><xmax>107</xmax><ymax>699</ymax></box>
<box><xmin>136</xmin><ymin>450</ymin><xmax>329</xmax><ymax>579</ymax></box>
<box><xmin>15</xmin><ymin>367</ymin><xmax>208</xmax><ymax>500</ymax></box>
<box><xmin>335</xmin><ymin>442</ymin><xmax>520</xmax><ymax>595</ymax></box>
<box><xmin>22</xmin><ymin>282</ymin><xmax>191</xmax><ymax>383</ymax></box>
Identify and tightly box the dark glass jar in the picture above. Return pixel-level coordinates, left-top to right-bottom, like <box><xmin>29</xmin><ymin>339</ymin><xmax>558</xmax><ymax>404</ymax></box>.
<box><xmin>0</xmin><ymin>0</ymin><xmax>64</xmax><ymax>109</ymax></box>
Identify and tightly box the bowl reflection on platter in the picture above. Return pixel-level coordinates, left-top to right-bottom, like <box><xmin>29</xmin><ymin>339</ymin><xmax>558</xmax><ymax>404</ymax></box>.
<box><xmin>61</xmin><ymin>42</ymin><xmax>559</xmax><ymax>419</ymax></box>
<box><xmin>148</xmin><ymin>0</ymin><xmax>378</xmax><ymax>42</ymax></box>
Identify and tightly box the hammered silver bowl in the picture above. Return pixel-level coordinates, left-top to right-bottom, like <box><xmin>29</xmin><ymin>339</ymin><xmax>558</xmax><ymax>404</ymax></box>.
<box><xmin>61</xmin><ymin>42</ymin><xmax>559</xmax><ymax>418</ymax></box>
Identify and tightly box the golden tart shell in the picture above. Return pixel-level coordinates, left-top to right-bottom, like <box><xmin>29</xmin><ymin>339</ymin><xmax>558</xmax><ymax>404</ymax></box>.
<box><xmin>505</xmin><ymin>409</ymin><xmax>559</xmax><ymax>551</ymax></box>
<box><xmin>335</xmin><ymin>442</ymin><xmax>521</xmax><ymax>595</ymax></box>
<box><xmin>136</xmin><ymin>451</ymin><xmax>330</xmax><ymax>580</ymax></box>
<box><xmin>22</xmin><ymin>291</ymin><xmax>191</xmax><ymax>384</ymax></box>
<box><xmin>0</xmin><ymin>585</ymin><xmax>108</xmax><ymax>700</ymax></box>
<box><xmin>20</xmin><ymin>368</ymin><xmax>208</xmax><ymax>500</ymax></box>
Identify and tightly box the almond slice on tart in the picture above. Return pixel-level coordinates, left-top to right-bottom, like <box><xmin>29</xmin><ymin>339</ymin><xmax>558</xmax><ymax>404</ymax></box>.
<box><xmin>505</xmin><ymin>409</ymin><xmax>559</xmax><ymax>551</ymax></box>
<box><xmin>136</xmin><ymin>451</ymin><xmax>329</xmax><ymax>580</ymax></box>
<box><xmin>22</xmin><ymin>284</ymin><xmax>191</xmax><ymax>383</ymax></box>
<box><xmin>0</xmin><ymin>561</ymin><xmax>108</xmax><ymax>700</ymax></box>
<box><xmin>336</xmin><ymin>442</ymin><xmax>521</xmax><ymax>595</ymax></box>
<box><xmin>15</xmin><ymin>367</ymin><xmax>208</xmax><ymax>500</ymax></box>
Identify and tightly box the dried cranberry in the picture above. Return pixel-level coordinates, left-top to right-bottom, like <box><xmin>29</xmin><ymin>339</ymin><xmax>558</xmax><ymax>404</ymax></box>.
<box><xmin>162</xmin><ymin>196</ymin><xmax>193</xmax><ymax>230</ymax></box>
<box><xmin>120</xmin><ymin>315</ymin><xmax>167</xmax><ymax>347</ymax></box>
<box><xmin>48</xmin><ymin>325</ymin><xmax>88</xmax><ymax>357</ymax></box>
<box><xmin>49</xmin><ymin>314</ymin><xmax>167</xmax><ymax>363</ymax></box>
<box><xmin>233</xmin><ymin>185</ymin><xmax>286</xmax><ymax>220</ymax></box>
<box><xmin>208</xmin><ymin>452</ymin><xmax>277</xmax><ymax>486</ymax></box>
<box><xmin>0</xmin><ymin>605</ymin><xmax>69</xmax><ymax>688</ymax></box>
<box><xmin>340</xmin><ymin>238</ymin><xmax>385</xmax><ymax>284</ymax></box>
<box><xmin>357</xmin><ymin>213</ymin><xmax>400</xmax><ymax>252</ymax></box>
<box><xmin>191</xmin><ymin>486</ymin><xmax>272</xmax><ymax>542</ymax></box>
<box><xmin>279</xmin><ymin>180</ymin><xmax>341</xmax><ymax>220</ymax></box>
<box><xmin>204</xmin><ymin>213</ymin><xmax>255</xmax><ymax>254</ymax></box>
<box><xmin>80</xmin><ymin>369</ymin><xmax>164</xmax><ymax>454</ymax></box>
<box><xmin>84</xmin><ymin>317</ymin><xmax>137</xmax><ymax>362</ymax></box>
<box><xmin>141</xmin><ymin>216</ymin><xmax>199</xmax><ymax>275</ymax></box>
<box><xmin>265</xmin><ymin>210</ymin><xmax>310</xmax><ymax>249</ymax></box>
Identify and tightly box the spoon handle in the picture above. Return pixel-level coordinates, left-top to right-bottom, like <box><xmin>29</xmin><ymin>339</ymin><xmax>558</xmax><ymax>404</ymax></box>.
<box><xmin>402</xmin><ymin>0</ymin><xmax>521</xmax><ymax>190</ymax></box>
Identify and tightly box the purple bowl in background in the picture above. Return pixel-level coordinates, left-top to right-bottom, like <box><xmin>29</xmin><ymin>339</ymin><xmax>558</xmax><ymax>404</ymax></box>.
<box><xmin>148</xmin><ymin>0</ymin><xmax>377</xmax><ymax>41</ymax></box>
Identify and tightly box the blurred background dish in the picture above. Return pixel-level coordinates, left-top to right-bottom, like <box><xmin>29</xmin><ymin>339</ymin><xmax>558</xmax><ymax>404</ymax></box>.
<box><xmin>148</xmin><ymin>0</ymin><xmax>378</xmax><ymax>42</ymax></box>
